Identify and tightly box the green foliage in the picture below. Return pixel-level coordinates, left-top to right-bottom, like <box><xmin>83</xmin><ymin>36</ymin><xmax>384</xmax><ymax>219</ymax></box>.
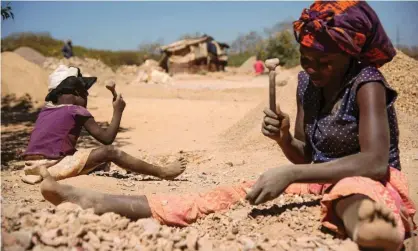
<box><xmin>1</xmin><ymin>2</ymin><xmax>14</xmax><ymax>20</ymax></box>
<box><xmin>228</xmin><ymin>52</ymin><xmax>253</xmax><ymax>67</ymax></box>
<box><xmin>263</xmin><ymin>30</ymin><xmax>300</xmax><ymax>68</ymax></box>
<box><xmin>1</xmin><ymin>32</ymin><xmax>161</xmax><ymax>68</ymax></box>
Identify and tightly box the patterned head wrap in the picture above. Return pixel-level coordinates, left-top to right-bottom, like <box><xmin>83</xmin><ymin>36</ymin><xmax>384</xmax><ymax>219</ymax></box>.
<box><xmin>293</xmin><ymin>1</ymin><xmax>396</xmax><ymax>68</ymax></box>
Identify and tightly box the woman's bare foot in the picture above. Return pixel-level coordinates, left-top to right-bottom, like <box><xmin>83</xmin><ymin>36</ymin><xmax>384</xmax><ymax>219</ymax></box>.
<box><xmin>336</xmin><ymin>195</ymin><xmax>402</xmax><ymax>251</ymax></box>
<box><xmin>353</xmin><ymin>199</ymin><xmax>402</xmax><ymax>250</ymax></box>
<box><xmin>39</xmin><ymin>166</ymin><xmax>100</xmax><ymax>209</ymax></box>
<box><xmin>157</xmin><ymin>157</ymin><xmax>187</xmax><ymax>180</ymax></box>
<box><xmin>39</xmin><ymin>167</ymin><xmax>152</xmax><ymax>219</ymax></box>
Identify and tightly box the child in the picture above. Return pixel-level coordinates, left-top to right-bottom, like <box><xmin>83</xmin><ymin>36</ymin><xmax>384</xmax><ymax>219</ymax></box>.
<box><xmin>253</xmin><ymin>55</ymin><xmax>265</xmax><ymax>76</ymax></box>
<box><xmin>22</xmin><ymin>65</ymin><xmax>186</xmax><ymax>182</ymax></box>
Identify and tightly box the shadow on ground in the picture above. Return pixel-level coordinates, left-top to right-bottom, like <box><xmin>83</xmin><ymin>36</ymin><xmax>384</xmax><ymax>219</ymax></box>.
<box><xmin>1</xmin><ymin>94</ymin><xmax>132</xmax><ymax>169</ymax></box>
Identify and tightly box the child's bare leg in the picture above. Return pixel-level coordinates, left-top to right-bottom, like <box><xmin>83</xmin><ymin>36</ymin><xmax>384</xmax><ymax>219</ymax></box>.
<box><xmin>335</xmin><ymin>194</ymin><xmax>402</xmax><ymax>250</ymax></box>
<box><xmin>86</xmin><ymin>146</ymin><xmax>187</xmax><ymax>180</ymax></box>
<box><xmin>39</xmin><ymin>167</ymin><xmax>152</xmax><ymax>219</ymax></box>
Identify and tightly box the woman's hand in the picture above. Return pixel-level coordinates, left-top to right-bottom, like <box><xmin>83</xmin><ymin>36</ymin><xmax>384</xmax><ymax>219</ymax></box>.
<box><xmin>262</xmin><ymin>105</ymin><xmax>291</xmax><ymax>145</ymax></box>
<box><xmin>245</xmin><ymin>165</ymin><xmax>295</xmax><ymax>205</ymax></box>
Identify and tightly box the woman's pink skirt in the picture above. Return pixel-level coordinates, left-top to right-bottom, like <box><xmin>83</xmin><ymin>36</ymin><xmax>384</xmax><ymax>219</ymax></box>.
<box><xmin>147</xmin><ymin>167</ymin><xmax>416</xmax><ymax>239</ymax></box>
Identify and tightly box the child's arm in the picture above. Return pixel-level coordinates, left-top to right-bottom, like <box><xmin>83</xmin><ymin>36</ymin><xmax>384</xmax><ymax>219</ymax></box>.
<box><xmin>83</xmin><ymin>94</ymin><xmax>126</xmax><ymax>145</ymax></box>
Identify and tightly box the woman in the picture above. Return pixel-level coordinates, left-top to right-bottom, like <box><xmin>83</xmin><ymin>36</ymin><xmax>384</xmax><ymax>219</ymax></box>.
<box><xmin>247</xmin><ymin>1</ymin><xmax>415</xmax><ymax>249</ymax></box>
<box><xmin>39</xmin><ymin>2</ymin><xmax>415</xmax><ymax>250</ymax></box>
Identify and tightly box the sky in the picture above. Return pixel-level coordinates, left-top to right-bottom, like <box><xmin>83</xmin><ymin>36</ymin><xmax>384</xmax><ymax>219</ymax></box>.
<box><xmin>1</xmin><ymin>1</ymin><xmax>418</xmax><ymax>51</ymax></box>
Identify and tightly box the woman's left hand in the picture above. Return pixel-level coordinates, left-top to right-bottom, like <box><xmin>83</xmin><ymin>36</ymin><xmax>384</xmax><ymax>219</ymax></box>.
<box><xmin>245</xmin><ymin>166</ymin><xmax>295</xmax><ymax>205</ymax></box>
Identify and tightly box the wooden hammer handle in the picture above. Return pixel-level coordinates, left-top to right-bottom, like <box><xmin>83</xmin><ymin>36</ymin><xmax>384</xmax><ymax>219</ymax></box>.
<box><xmin>269</xmin><ymin>70</ymin><xmax>276</xmax><ymax>112</ymax></box>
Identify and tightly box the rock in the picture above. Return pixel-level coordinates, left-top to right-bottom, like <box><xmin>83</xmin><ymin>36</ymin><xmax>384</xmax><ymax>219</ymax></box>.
<box><xmin>56</xmin><ymin>202</ymin><xmax>82</xmax><ymax>212</ymax></box>
<box><xmin>139</xmin><ymin>218</ymin><xmax>161</xmax><ymax>236</ymax></box>
<box><xmin>239</xmin><ymin>237</ymin><xmax>255</xmax><ymax>251</ymax></box>
<box><xmin>11</xmin><ymin>230</ymin><xmax>33</xmax><ymax>249</ymax></box>
<box><xmin>198</xmin><ymin>236</ymin><xmax>214</xmax><ymax>251</ymax></box>
<box><xmin>186</xmin><ymin>229</ymin><xmax>198</xmax><ymax>251</ymax></box>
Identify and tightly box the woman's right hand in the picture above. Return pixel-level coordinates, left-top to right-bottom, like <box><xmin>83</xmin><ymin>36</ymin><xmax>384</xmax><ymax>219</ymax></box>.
<box><xmin>261</xmin><ymin>105</ymin><xmax>291</xmax><ymax>144</ymax></box>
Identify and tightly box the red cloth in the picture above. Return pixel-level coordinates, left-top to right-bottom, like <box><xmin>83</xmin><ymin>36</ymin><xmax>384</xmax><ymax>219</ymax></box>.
<box><xmin>253</xmin><ymin>60</ymin><xmax>265</xmax><ymax>74</ymax></box>
<box><xmin>147</xmin><ymin>167</ymin><xmax>415</xmax><ymax>243</ymax></box>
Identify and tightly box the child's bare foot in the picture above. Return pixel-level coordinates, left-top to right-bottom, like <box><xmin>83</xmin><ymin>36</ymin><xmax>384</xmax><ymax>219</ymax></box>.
<box><xmin>24</xmin><ymin>159</ymin><xmax>59</xmax><ymax>176</ymax></box>
<box><xmin>353</xmin><ymin>200</ymin><xmax>402</xmax><ymax>250</ymax></box>
<box><xmin>157</xmin><ymin>157</ymin><xmax>187</xmax><ymax>180</ymax></box>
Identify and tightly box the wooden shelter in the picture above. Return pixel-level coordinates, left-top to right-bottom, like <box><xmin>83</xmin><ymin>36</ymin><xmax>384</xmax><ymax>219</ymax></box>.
<box><xmin>159</xmin><ymin>35</ymin><xmax>229</xmax><ymax>74</ymax></box>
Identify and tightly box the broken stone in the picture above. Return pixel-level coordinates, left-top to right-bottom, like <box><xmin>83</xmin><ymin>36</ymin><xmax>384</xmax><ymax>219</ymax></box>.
<box><xmin>11</xmin><ymin>230</ymin><xmax>33</xmax><ymax>250</ymax></box>
<box><xmin>186</xmin><ymin>229</ymin><xmax>199</xmax><ymax>251</ymax></box>
<box><xmin>21</xmin><ymin>175</ymin><xmax>42</xmax><ymax>185</ymax></box>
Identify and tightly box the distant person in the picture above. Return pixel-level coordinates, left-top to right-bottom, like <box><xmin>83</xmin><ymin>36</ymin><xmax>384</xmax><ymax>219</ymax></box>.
<box><xmin>62</xmin><ymin>40</ymin><xmax>73</xmax><ymax>59</ymax></box>
<box><xmin>22</xmin><ymin>65</ymin><xmax>186</xmax><ymax>182</ymax></box>
<box><xmin>253</xmin><ymin>56</ymin><xmax>265</xmax><ymax>75</ymax></box>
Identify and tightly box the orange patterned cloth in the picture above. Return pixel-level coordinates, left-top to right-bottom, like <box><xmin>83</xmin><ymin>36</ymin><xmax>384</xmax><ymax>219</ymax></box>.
<box><xmin>147</xmin><ymin>168</ymin><xmax>416</xmax><ymax>239</ymax></box>
<box><xmin>293</xmin><ymin>1</ymin><xmax>396</xmax><ymax>68</ymax></box>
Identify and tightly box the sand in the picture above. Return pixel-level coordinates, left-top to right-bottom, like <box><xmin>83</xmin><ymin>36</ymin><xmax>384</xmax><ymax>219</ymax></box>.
<box><xmin>2</xmin><ymin>53</ymin><xmax>417</xmax><ymax>250</ymax></box>
<box><xmin>1</xmin><ymin>52</ymin><xmax>49</xmax><ymax>105</ymax></box>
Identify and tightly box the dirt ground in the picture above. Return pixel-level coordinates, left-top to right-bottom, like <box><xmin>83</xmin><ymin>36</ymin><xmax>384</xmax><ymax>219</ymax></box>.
<box><xmin>2</xmin><ymin>69</ymin><xmax>417</xmax><ymax>250</ymax></box>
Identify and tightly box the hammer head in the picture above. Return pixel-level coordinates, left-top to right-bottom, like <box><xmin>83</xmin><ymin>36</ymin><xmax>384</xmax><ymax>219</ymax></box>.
<box><xmin>105</xmin><ymin>81</ymin><xmax>116</xmax><ymax>91</ymax></box>
<box><xmin>265</xmin><ymin>58</ymin><xmax>280</xmax><ymax>71</ymax></box>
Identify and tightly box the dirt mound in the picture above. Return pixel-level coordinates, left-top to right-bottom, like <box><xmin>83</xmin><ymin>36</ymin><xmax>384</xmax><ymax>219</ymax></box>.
<box><xmin>238</xmin><ymin>56</ymin><xmax>256</xmax><ymax>73</ymax></box>
<box><xmin>13</xmin><ymin>47</ymin><xmax>46</xmax><ymax>66</ymax></box>
<box><xmin>1</xmin><ymin>52</ymin><xmax>48</xmax><ymax>105</ymax></box>
<box><xmin>43</xmin><ymin>57</ymin><xmax>115</xmax><ymax>85</ymax></box>
<box><xmin>381</xmin><ymin>50</ymin><xmax>418</xmax><ymax>115</ymax></box>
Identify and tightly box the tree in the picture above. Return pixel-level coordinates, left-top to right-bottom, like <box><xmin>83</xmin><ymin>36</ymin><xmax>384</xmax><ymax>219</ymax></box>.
<box><xmin>230</xmin><ymin>31</ymin><xmax>263</xmax><ymax>54</ymax></box>
<box><xmin>1</xmin><ymin>2</ymin><xmax>14</xmax><ymax>20</ymax></box>
<box><xmin>264</xmin><ymin>30</ymin><xmax>300</xmax><ymax>68</ymax></box>
<box><xmin>138</xmin><ymin>39</ymin><xmax>164</xmax><ymax>56</ymax></box>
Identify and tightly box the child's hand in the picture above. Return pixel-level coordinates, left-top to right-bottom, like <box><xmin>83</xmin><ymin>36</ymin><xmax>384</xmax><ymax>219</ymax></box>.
<box><xmin>113</xmin><ymin>94</ymin><xmax>126</xmax><ymax>113</ymax></box>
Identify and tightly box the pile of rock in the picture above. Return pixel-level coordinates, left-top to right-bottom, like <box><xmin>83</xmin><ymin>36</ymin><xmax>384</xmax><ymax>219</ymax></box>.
<box><xmin>132</xmin><ymin>59</ymin><xmax>172</xmax><ymax>85</ymax></box>
<box><xmin>42</xmin><ymin>57</ymin><xmax>116</xmax><ymax>84</ymax></box>
<box><xmin>381</xmin><ymin>50</ymin><xmax>418</xmax><ymax>116</ymax></box>
<box><xmin>2</xmin><ymin>193</ymin><xmax>360</xmax><ymax>251</ymax></box>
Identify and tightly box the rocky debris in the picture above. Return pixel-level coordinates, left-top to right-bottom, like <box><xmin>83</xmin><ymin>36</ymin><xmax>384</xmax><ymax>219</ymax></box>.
<box><xmin>21</xmin><ymin>175</ymin><xmax>43</xmax><ymax>185</ymax></box>
<box><xmin>381</xmin><ymin>50</ymin><xmax>418</xmax><ymax>116</ymax></box>
<box><xmin>132</xmin><ymin>59</ymin><xmax>172</xmax><ymax>85</ymax></box>
<box><xmin>13</xmin><ymin>47</ymin><xmax>46</xmax><ymax>66</ymax></box>
<box><xmin>42</xmin><ymin>57</ymin><xmax>115</xmax><ymax>84</ymax></box>
<box><xmin>2</xmin><ymin>193</ymin><xmax>360</xmax><ymax>250</ymax></box>
<box><xmin>115</xmin><ymin>65</ymin><xmax>139</xmax><ymax>76</ymax></box>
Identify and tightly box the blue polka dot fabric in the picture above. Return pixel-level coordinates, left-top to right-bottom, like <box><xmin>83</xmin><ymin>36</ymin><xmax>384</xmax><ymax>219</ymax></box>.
<box><xmin>297</xmin><ymin>64</ymin><xmax>401</xmax><ymax>169</ymax></box>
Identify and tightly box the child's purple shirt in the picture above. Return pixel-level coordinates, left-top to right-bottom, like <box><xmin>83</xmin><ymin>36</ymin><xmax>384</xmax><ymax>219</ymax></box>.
<box><xmin>23</xmin><ymin>105</ymin><xmax>92</xmax><ymax>159</ymax></box>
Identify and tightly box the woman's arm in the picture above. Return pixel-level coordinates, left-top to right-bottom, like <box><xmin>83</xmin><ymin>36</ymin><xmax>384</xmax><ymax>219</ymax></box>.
<box><xmin>276</xmin><ymin>90</ymin><xmax>312</xmax><ymax>164</ymax></box>
<box><xmin>247</xmin><ymin>82</ymin><xmax>390</xmax><ymax>205</ymax></box>
<box><xmin>291</xmin><ymin>82</ymin><xmax>389</xmax><ymax>183</ymax></box>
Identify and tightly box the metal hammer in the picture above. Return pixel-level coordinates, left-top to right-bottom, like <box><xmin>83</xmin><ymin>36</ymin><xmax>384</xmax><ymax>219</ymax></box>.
<box><xmin>105</xmin><ymin>81</ymin><xmax>117</xmax><ymax>100</ymax></box>
<box><xmin>265</xmin><ymin>58</ymin><xmax>280</xmax><ymax>112</ymax></box>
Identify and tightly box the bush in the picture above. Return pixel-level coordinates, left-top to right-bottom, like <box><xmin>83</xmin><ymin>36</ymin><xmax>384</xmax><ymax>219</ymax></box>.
<box><xmin>263</xmin><ymin>30</ymin><xmax>300</xmax><ymax>68</ymax></box>
<box><xmin>1</xmin><ymin>32</ymin><xmax>160</xmax><ymax>68</ymax></box>
<box><xmin>228</xmin><ymin>52</ymin><xmax>253</xmax><ymax>67</ymax></box>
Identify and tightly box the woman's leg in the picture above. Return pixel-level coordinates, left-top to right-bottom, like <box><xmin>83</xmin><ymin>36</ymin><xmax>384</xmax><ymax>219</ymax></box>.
<box><xmin>85</xmin><ymin>145</ymin><xmax>187</xmax><ymax>180</ymax></box>
<box><xmin>335</xmin><ymin>194</ymin><xmax>402</xmax><ymax>250</ymax></box>
<box><xmin>39</xmin><ymin>166</ymin><xmax>152</xmax><ymax>220</ymax></box>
